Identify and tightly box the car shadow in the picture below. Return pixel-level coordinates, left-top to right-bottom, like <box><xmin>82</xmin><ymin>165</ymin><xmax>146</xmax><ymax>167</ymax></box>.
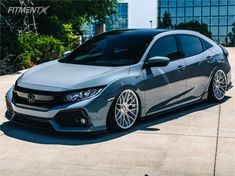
<box><xmin>0</xmin><ymin>96</ymin><xmax>231</xmax><ymax>145</ymax></box>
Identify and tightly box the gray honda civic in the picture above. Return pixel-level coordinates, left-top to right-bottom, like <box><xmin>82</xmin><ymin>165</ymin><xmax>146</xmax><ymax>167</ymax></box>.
<box><xmin>5</xmin><ymin>29</ymin><xmax>232</xmax><ymax>132</ymax></box>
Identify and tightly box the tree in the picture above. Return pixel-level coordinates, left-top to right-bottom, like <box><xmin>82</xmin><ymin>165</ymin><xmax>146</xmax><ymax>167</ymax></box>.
<box><xmin>176</xmin><ymin>20</ymin><xmax>212</xmax><ymax>38</ymax></box>
<box><xmin>0</xmin><ymin>0</ymin><xmax>118</xmax><ymax>73</ymax></box>
<box><xmin>1</xmin><ymin>0</ymin><xmax>117</xmax><ymax>33</ymax></box>
<box><xmin>35</xmin><ymin>0</ymin><xmax>117</xmax><ymax>39</ymax></box>
<box><xmin>0</xmin><ymin>0</ymin><xmax>118</xmax><ymax>57</ymax></box>
<box><xmin>227</xmin><ymin>22</ymin><xmax>235</xmax><ymax>46</ymax></box>
<box><xmin>160</xmin><ymin>11</ymin><xmax>172</xmax><ymax>29</ymax></box>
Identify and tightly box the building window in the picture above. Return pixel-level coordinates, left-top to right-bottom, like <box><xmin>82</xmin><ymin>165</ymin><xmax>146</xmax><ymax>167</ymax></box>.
<box><xmin>202</xmin><ymin>0</ymin><xmax>210</xmax><ymax>6</ymax></box>
<box><xmin>211</xmin><ymin>17</ymin><xmax>219</xmax><ymax>25</ymax></box>
<box><xmin>177</xmin><ymin>7</ymin><xmax>184</xmax><ymax>17</ymax></box>
<box><xmin>202</xmin><ymin>17</ymin><xmax>210</xmax><ymax>24</ymax></box>
<box><xmin>169</xmin><ymin>1</ymin><xmax>176</xmax><ymax>7</ymax></box>
<box><xmin>169</xmin><ymin>8</ymin><xmax>176</xmax><ymax>17</ymax></box>
<box><xmin>177</xmin><ymin>0</ymin><xmax>185</xmax><ymax>7</ymax></box>
<box><xmin>202</xmin><ymin>7</ymin><xmax>210</xmax><ymax>16</ymax></box>
<box><xmin>194</xmin><ymin>0</ymin><xmax>202</xmax><ymax>7</ymax></box>
<box><xmin>185</xmin><ymin>0</ymin><xmax>192</xmax><ymax>7</ymax></box>
<box><xmin>219</xmin><ymin>16</ymin><xmax>227</xmax><ymax>25</ymax></box>
<box><xmin>228</xmin><ymin>6</ymin><xmax>235</xmax><ymax>15</ymax></box>
<box><xmin>106</xmin><ymin>3</ymin><xmax>128</xmax><ymax>32</ymax></box>
<box><xmin>159</xmin><ymin>0</ymin><xmax>235</xmax><ymax>44</ymax></box>
<box><xmin>211</xmin><ymin>6</ymin><xmax>218</xmax><ymax>16</ymax></box>
<box><xmin>219</xmin><ymin>26</ymin><xmax>227</xmax><ymax>35</ymax></box>
<box><xmin>211</xmin><ymin>26</ymin><xmax>218</xmax><ymax>36</ymax></box>
<box><xmin>220</xmin><ymin>6</ymin><xmax>227</xmax><ymax>16</ymax></box>
<box><xmin>194</xmin><ymin>7</ymin><xmax>202</xmax><ymax>16</ymax></box>
<box><xmin>161</xmin><ymin>0</ymin><xmax>169</xmax><ymax>7</ymax></box>
<box><xmin>185</xmin><ymin>7</ymin><xmax>193</xmax><ymax>17</ymax></box>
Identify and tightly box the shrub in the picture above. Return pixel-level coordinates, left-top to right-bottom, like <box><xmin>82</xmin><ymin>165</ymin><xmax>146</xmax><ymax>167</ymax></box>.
<box><xmin>17</xmin><ymin>32</ymin><xmax>65</xmax><ymax>69</ymax></box>
<box><xmin>0</xmin><ymin>30</ymin><xmax>21</xmax><ymax>64</ymax></box>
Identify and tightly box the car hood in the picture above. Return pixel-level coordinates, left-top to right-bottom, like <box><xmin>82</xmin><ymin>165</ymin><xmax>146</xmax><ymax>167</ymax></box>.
<box><xmin>17</xmin><ymin>60</ymin><xmax>130</xmax><ymax>91</ymax></box>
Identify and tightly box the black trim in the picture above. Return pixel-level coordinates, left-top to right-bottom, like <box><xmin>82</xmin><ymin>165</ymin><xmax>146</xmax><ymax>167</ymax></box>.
<box><xmin>12</xmin><ymin>113</ymin><xmax>53</xmax><ymax>129</ymax></box>
<box><xmin>13</xmin><ymin>84</ymin><xmax>106</xmax><ymax>109</ymax></box>
<box><xmin>15</xmin><ymin>83</ymin><xmax>106</xmax><ymax>96</ymax></box>
<box><xmin>54</xmin><ymin>109</ymin><xmax>91</xmax><ymax>127</ymax></box>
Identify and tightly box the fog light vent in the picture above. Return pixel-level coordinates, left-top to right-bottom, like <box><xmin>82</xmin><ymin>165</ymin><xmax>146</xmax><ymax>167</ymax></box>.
<box><xmin>54</xmin><ymin>109</ymin><xmax>91</xmax><ymax>127</ymax></box>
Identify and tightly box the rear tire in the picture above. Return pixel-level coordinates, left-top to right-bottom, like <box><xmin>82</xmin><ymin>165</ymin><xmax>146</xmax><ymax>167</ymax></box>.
<box><xmin>208</xmin><ymin>69</ymin><xmax>227</xmax><ymax>102</ymax></box>
<box><xmin>107</xmin><ymin>89</ymin><xmax>139</xmax><ymax>131</ymax></box>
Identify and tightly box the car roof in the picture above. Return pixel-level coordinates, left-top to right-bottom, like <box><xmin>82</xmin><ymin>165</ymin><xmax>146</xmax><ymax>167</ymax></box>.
<box><xmin>100</xmin><ymin>28</ymin><xmax>172</xmax><ymax>38</ymax></box>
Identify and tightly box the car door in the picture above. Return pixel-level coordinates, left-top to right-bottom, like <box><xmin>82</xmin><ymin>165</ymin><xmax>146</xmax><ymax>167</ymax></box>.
<box><xmin>178</xmin><ymin>34</ymin><xmax>215</xmax><ymax>100</ymax></box>
<box><xmin>143</xmin><ymin>35</ymin><xmax>187</xmax><ymax>116</ymax></box>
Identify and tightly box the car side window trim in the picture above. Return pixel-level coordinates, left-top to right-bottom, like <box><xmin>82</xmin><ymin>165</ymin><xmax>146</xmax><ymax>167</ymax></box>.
<box><xmin>200</xmin><ymin>38</ymin><xmax>213</xmax><ymax>51</ymax></box>
<box><xmin>145</xmin><ymin>35</ymin><xmax>183</xmax><ymax>62</ymax></box>
<box><xmin>177</xmin><ymin>34</ymin><xmax>204</xmax><ymax>58</ymax></box>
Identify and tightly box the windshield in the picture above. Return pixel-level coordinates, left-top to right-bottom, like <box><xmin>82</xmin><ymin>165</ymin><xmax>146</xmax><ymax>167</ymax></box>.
<box><xmin>59</xmin><ymin>32</ymin><xmax>152</xmax><ymax>66</ymax></box>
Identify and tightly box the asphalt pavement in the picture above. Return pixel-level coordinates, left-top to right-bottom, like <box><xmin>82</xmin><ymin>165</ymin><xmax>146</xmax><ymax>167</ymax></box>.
<box><xmin>0</xmin><ymin>48</ymin><xmax>235</xmax><ymax>176</ymax></box>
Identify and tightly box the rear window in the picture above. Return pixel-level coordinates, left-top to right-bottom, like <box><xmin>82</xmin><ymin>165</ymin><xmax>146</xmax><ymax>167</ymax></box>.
<box><xmin>179</xmin><ymin>35</ymin><xmax>204</xmax><ymax>57</ymax></box>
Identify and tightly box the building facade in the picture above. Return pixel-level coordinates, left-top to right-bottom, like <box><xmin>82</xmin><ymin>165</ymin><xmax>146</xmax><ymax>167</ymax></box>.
<box><xmin>82</xmin><ymin>0</ymin><xmax>235</xmax><ymax>45</ymax></box>
<box><xmin>81</xmin><ymin>0</ymin><xmax>157</xmax><ymax>41</ymax></box>
<box><xmin>106</xmin><ymin>0</ymin><xmax>158</xmax><ymax>30</ymax></box>
<box><xmin>158</xmin><ymin>0</ymin><xmax>235</xmax><ymax>44</ymax></box>
<box><xmin>106</xmin><ymin>2</ymin><xmax>128</xmax><ymax>31</ymax></box>
<box><xmin>81</xmin><ymin>2</ymin><xmax>129</xmax><ymax>41</ymax></box>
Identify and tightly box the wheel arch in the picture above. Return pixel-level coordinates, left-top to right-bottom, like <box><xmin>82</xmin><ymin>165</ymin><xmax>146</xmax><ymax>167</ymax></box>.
<box><xmin>105</xmin><ymin>85</ymin><xmax>142</xmax><ymax>129</ymax></box>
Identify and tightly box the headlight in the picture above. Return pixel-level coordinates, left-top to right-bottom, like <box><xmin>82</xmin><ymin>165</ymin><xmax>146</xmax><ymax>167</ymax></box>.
<box><xmin>64</xmin><ymin>88</ymin><xmax>103</xmax><ymax>102</ymax></box>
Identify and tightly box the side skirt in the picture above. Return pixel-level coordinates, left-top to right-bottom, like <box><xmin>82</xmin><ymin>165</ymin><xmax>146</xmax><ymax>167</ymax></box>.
<box><xmin>143</xmin><ymin>96</ymin><xmax>204</xmax><ymax>119</ymax></box>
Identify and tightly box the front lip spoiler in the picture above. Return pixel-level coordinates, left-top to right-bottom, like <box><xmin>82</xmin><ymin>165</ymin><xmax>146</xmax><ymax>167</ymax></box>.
<box><xmin>5</xmin><ymin>111</ymin><xmax>106</xmax><ymax>133</ymax></box>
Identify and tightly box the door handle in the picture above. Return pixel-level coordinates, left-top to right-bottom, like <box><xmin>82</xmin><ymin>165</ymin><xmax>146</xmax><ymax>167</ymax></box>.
<box><xmin>177</xmin><ymin>65</ymin><xmax>185</xmax><ymax>72</ymax></box>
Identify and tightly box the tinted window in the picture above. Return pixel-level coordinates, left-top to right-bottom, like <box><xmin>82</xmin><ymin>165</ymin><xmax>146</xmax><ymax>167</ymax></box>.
<box><xmin>179</xmin><ymin>35</ymin><xmax>204</xmax><ymax>57</ymax></box>
<box><xmin>59</xmin><ymin>33</ymin><xmax>152</xmax><ymax>66</ymax></box>
<box><xmin>147</xmin><ymin>35</ymin><xmax>180</xmax><ymax>60</ymax></box>
<box><xmin>201</xmin><ymin>39</ymin><xmax>213</xmax><ymax>51</ymax></box>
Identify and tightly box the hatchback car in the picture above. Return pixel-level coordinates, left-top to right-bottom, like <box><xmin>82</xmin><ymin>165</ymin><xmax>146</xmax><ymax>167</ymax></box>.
<box><xmin>5</xmin><ymin>29</ymin><xmax>232</xmax><ymax>132</ymax></box>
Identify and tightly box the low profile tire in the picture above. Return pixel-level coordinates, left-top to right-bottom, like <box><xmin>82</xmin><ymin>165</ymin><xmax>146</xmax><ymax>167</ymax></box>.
<box><xmin>107</xmin><ymin>89</ymin><xmax>139</xmax><ymax>131</ymax></box>
<box><xmin>208</xmin><ymin>69</ymin><xmax>227</xmax><ymax>102</ymax></box>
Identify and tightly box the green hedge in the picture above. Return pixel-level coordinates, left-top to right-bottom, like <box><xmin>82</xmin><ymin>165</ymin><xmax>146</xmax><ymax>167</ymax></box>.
<box><xmin>17</xmin><ymin>32</ymin><xmax>65</xmax><ymax>69</ymax></box>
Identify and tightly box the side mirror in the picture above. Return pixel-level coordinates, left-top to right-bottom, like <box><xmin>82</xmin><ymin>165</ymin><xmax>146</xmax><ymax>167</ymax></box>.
<box><xmin>63</xmin><ymin>51</ymin><xmax>72</xmax><ymax>57</ymax></box>
<box><xmin>144</xmin><ymin>56</ymin><xmax>170</xmax><ymax>67</ymax></box>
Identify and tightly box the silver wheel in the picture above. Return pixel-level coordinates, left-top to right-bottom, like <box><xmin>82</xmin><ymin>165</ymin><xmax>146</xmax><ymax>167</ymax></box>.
<box><xmin>115</xmin><ymin>90</ymin><xmax>139</xmax><ymax>129</ymax></box>
<box><xmin>212</xmin><ymin>70</ymin><xmax>227</xmax><ymax>100</ymax></box>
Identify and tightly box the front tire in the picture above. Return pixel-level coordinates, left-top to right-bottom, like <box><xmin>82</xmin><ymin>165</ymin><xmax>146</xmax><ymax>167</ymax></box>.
<box><xmin>107</xmin><ymin>89</ymin><xmax>139</xmax><ymax>131</ymax></box>
<box><xmin>208</xmin><ymin>69</ymin><xmax>227</xmax><ymax>102</ymax></box>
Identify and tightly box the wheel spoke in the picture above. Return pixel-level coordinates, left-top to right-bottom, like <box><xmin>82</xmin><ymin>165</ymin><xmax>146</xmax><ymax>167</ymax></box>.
<box><xmin>114</xmin><ymin>90</ymin><xmax>139</xmax><ymax>129</ymax></box>
<box><xmin>127</xmin><ymin>114</ymin><xmax>135</xmax><ymax>121</ymax></box>
<box><xmin>125</xmin><ymin>114</ymin><xmax>131</xmax><ymax>125</ymax></box>
<box><xmin>128</xmin><ymin>110</ymin><xmax>137</xmax><ymax>118</ymax></box>
<box><xmin>212</xmin><ymin>70</ymin><xmax>227</xmax><ymax>100</ymax></box>
<box><xmin>115</xmin><ymin>110</ymin><xmax>121</xmax><ymax>118</ymax></box>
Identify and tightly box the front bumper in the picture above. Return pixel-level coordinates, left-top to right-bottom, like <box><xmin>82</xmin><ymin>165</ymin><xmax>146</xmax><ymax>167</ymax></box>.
<box><xmin>5</xmin><ymin>86</ymin><xmax>113</xmax><ymax>132</ymax></box>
